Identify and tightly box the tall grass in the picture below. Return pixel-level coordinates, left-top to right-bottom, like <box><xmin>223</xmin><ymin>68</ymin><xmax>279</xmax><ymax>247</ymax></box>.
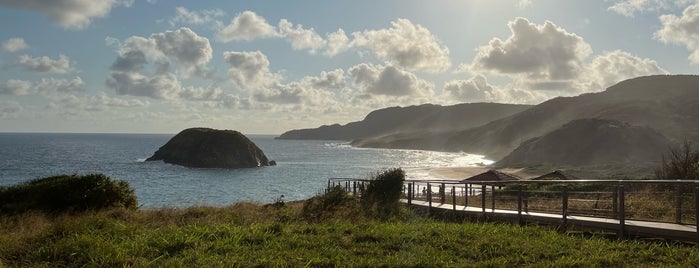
<box><xmin>2</xmin><ymin>190</ymin><xmax>699</xmax><ymax>267</ymax></box>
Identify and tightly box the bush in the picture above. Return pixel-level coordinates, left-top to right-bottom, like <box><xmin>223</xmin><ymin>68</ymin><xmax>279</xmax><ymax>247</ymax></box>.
<box><xmin>655</xmin><ymin>140</ymin><xmax>699</xmax><ymax>181</ymax></box>
<box><xmin>360</xmin><ymin>168</ymin><xmax>405</xmax><ymax>219</ymax></box>
<box><xmin>0</xmin><ymin>174</ymin><xmax>138</xmax><ymax>214</ymax></box>
<box><xmin>302</xmin><ymin>185</ymin><xmax>359</xmax><ymax>221</ymax></box>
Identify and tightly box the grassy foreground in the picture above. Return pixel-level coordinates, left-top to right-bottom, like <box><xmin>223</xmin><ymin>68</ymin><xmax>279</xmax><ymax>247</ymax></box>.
<box><xmin>1</xmin><ymin>200</ymin><xmax>699</xmax><ymax>267</ymax></box>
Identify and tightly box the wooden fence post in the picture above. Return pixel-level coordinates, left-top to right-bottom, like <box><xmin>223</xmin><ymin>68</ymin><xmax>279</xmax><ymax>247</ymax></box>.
<box><xmin>491</xmin><ymin>185</ymin><xmax>496</xmax><ymax>212</ymax></box>
<box><xmin>481</xmin><ymin>184</ymin><xmax>486</xmax><ymax>215</ymax></box>
<box><xmin>618</xmin><ymin>184</ymin><xmax>626</xmax><ymax>239</ymax></box>
<box><xmin>612</xmin><ymin>187</ymin><xmax>618</xmax><ymax>219</ymax></box>
<box><xmin>676</xmin><ymin>184</ymin><xmax>683</xmax><ymax>224</ymax></box>
<box><xmin>518</xmin><ymin>188</ymin><xmax>523</xmax><ymax>226</ymax></box>
<box><xmin>427</xmin><ymin>182</ymin><xmax>432</xmax><ymax>215</ymax></box>
<box><xmin>464</xmin><ymin>183</ymin><xmax>469</xmax><ymax>207</ymax></box>
<box><xmin>562</xmin><ymin>185</ymin><xmax>568</xmax><ymax>232</ymax></box>
<box><xmin>407</xmin><ymin>183</ymin><xmax>412</xmax><ymax>205</ymax></box>
<box><xmin>452</xmin><ymin>186</ymin><xmax>456</xmax><ymax>210</ymax></box>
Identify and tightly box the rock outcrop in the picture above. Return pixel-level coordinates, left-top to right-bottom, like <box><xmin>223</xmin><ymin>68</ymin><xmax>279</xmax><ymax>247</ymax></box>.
<box><xmin>146</xmin><ymin>128</ymin><xmax>275</xmax><ymax>168</ymax></box>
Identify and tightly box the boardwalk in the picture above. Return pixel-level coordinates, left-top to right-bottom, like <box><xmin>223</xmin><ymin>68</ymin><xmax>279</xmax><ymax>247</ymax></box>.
<box><xmin>330</xmin><ymin>178</ymin><xmax>699</xmax><ymax>243</ymax></box>
<box><xmin>405</xmin><ymin>199</ymin><xmax>697</xmax><ymax>242</ymax></box>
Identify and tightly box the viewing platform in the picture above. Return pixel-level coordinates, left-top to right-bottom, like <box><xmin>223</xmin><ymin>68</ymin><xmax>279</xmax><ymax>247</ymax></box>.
<box><xmin>328</xmin><ymin>177</ymin><xmax>699</xmax><ymax>243</ymax></box>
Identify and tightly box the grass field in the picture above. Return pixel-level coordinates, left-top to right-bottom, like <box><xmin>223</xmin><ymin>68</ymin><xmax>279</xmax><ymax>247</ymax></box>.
<box><xmin>2</xmin><ymin>199</ymin><xmax>699</xmax><ymax>267</ymax></box>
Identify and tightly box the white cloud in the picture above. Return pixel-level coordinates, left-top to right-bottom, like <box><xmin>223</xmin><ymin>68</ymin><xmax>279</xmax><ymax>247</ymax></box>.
<box><xmin>582</xmin><ymin>50</ymin><xmax>667</xmax><ymax>89</ymax></box>
<box><xmin>107</xmin><ymin>28</ymin><xmax>219</xmax><ymax>100</ymax></box>
<box><xmin>16</xmin><ymin>54</ymin><xmax>73</xmax><ymax>73</ymax></box>
<box><xmin>351</xmin><ymin>19</ymin><xmax>451</xmax><ymax>73</ymax></box>
<box><xmin>278</xmin><ymin>19</ymin><xmax>326</xmax><ymax>53</ymax></box>
<box><xmin>444</xmin><ymin>74</ymin><xmax>495</xmax><ymax>102</ymax></box>
<box><xmin>472</xmin><ymin>17</ymin><xmax>592</xmax><ymax>80</ymax></box>
<box><xmin>150</xmin><ymin>27</ymin><xmax>213</xmax><ymax>75</ymax></box>
<box><xmin>2</xmin><ymin>38</ymin><xmax>28</xmax><ymax>52</ymax></box>
<box><xmin>106</xmin><ymin>71</ymin><xmax>182</xmax><ymax>99</ymax></box>
<box><xmin>608</xmin><ymin>0</ymin><xmax>694</xmax><ymax>17</ymax></box>
<box><xmin>0</xmin><ymin>0</ymin><xmax>127</xmax><ymax>29</ymax></box>
<box><xmin>0</xmin><ymin>77</ymin><xmax>84</xmax><ymax>95</ymax></box>
<box><xmin>443</xmin><ymin>74</ymin><xmax>545</xmax><ymax>104</ymax></box>
<box><xmin>49</xmin><ymin>92</ymin><xmax>149</xmax><ymax>112</ymax></box>
<box><xmin>215</xmin><ymin>11</ymin><xmax>279</xmax><ymax>42</ymax></box>
<box><xmin>223</xmin><ymin>50</ymin><xmax>344</xmax><ymax>109</ymax></box>
<box><xmin>348</xmin><ymin>63</ymin><xmax>434</xmax><ymax>97</ymax></box>
<box><xmin>169</xmin><ymin>6</ymin><xmax>224</xmax><ymax>26</ymax></box>
<box><xmin>656</xmin><ymin>3</ymin><xmax>699</xmax><ymax>63</ymax></box>
<box><xmin>458</xmin><ymin>18</ymin><xmax>667</xmax><ymax>103</ymax></box>
<box><xmin>223</xmin><ymin>50</ymin><xmax>275</xmax><ymax>89</ymax></box>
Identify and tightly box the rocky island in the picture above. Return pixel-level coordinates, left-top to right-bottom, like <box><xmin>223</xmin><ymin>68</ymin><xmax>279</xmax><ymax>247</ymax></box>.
<box><xmin>146</xmin><ymin>128</ymin><xmax>275</xmax><ymax>168</ymax></box>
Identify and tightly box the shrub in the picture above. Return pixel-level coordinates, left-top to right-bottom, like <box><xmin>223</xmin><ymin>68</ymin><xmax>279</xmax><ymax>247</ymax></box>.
<box><xmin>360</xmin><ymin>168</ymin><xmax>405</xmax><ymax>219</ymax></box>
<box><xmin>302</xmin><ymin>185</ymin><xmax>359</xmax><ymax>221</ymax></box>
<box><xmin>655</xmin><ymin>140</ymin><xmax>699</xmax><ymax>181</ymax></box>
<box><xmin>0</xmin><ymin>174</ymin><xmax>138</xmax><ymax>214</ymax></box>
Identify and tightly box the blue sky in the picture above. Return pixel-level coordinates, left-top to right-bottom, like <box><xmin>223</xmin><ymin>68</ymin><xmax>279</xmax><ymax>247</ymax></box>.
<box><xmin>1</xmin><ymin>0</ymin><xmax>698</xmax><ymax>134</ymax></box>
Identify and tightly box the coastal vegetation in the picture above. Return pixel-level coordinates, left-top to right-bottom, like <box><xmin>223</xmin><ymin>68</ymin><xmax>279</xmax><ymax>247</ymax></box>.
<box><xmin>1</xmin><ymin>170</ymin><xmax>699</xmax><ymax>267</ymax></box>
<box><xmin>0</xmin><ymin>173</ymin><xmax>137</xmax><ymax>214</ymax></box>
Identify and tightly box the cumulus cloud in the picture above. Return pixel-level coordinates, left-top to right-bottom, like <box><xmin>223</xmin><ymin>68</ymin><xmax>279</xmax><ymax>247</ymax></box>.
<box><xmin>151</xmin><ymin>27</ymin><xmax>213</xmax><ymax>75</ymax></box>
<box><xmin>607</xmin><ymin>0</ymin><xmax>693</xmax><ymax>17</ymax></box>
<box><xmin>444</xmin><ymin>74</ymin><xmax>496</xmax><ymax>102</ymax></box>
<box><xmin>215</xmin><ymin>11</ymin><xmax>279</xmax><ymax>42</ymax></box>
<box><xmin>0</xmin><ymin>0</ymin><xmax>128</xmax><ymax>29</ymax></box>
<box><xmin>223</xmin><ymin>50</ymin><xmax>344</xmax><ymax>109</ymax></box>
<box><xmin>107</xmin><ymin>27</ymin><xmax>220</xmax><ymax>100</ymax></box>
<box><xmin>349</xmin><ymin>63</ymin><xmax>434</xmax><ymax>97</ymax></box>
<box><xmin>458</xmin><ymin>18</ymin><xmax>667</xmax><ymax>103</ymax></box>
<box><xmin>49</xmin><ymin>92</ymin><xmax>149</xmax><ymax>112</ymax></box>
<box><xmin>16</xmin><ymin>54</ymin><xmax>72</xmax><ymax>73</ymax></box>
<box><xmin>583</xmin><ymin>50</ymin><xmax>667</xmax><ymax>89</ymax></box>
<box><xmin>169</xmin><ymin>6</ymin><xmax>224</xmax><ymax>26</ymax></box>
<box><xmin>472</xmin><ymin>17</ymin><xmax>592</xmax><ymax>80</ymax></box>
<box><xmin>0</xmin><ymin>77</ymin><xmax>84</xmax><ymax>95</ymax></box>
<box><xmin>278</xmin><ymin>19</ymin><xmax>326</xmax><ymax>53</ymax></box>
<box><xmin>223</xmin><ymin>51</ymin><xmax>275</xmax><ymax>89</ymax></box>
<box><xmin>656</xmin><ymin>3</ymin><xmax>699</xmax><ymax>63</ymax></box>
<box><xmin>2</xmin><ymin>38</ymin><xmax>28</xmax><ymax>52</ymax></box>
<box><xmin>443</xmin><ymin>74</ymin><xmax>545</xmax><ymax>104</ymax></box>
<box><xmin>351</xmin><ymin>19</ymin><xmax>451</xmax><ymax>73</ymax></box>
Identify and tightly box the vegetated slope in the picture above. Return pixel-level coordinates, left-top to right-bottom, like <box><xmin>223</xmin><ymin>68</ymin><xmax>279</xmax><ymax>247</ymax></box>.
<box><xmin>276</xmin><ymin>103</ymin><xmax>532</xmax><ymax>140</ymax></box>
<box><xmin>354</xmin><ymin>75</ymin><xmax>699</xmax><ymax>160</ymax></box>
<box><xmin>497</xmin><ymin>118</ymin><xmax>671</xmax><ymax>166</ymax></box>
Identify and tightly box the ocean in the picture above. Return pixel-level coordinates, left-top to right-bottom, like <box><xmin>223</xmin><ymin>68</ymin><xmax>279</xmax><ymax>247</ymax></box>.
<box><xmin>0</xmin><ymin>133</ymin><xmax>492</xmax><ymax>208</ymax></box>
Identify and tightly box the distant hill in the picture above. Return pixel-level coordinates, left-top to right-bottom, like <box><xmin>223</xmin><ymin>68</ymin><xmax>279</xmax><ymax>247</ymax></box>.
<box><xmin>276</xmin><ymin>103</ymin><xmax>532</xmax><ymax>140</ymax></box>
<box><xmin>497</xmin><ymin>118</ymin><xmax>671</xmax><ymax>167</ymax></box>
<box><xmin>353</xmin><ymin>75</ymin><xmax>699</xmax><ymax>161</ymax></box>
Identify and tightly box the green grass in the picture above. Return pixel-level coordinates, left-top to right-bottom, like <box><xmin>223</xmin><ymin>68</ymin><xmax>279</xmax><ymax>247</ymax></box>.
<box><xmin>2</xmin><ymin>201</ymin><xmax>699</xmax><ymax>267</ymax></box>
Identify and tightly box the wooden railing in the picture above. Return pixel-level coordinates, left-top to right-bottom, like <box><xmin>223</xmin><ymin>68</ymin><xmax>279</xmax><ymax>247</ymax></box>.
<box><xmin>328</xmin><ymin>178</ymin><xmax>699</xmax><ymax>242</ymax></box>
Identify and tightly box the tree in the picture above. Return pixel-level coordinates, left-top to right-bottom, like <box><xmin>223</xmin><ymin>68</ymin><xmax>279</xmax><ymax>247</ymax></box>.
<box><xmin>655</xmin><ymin>140</ymin><xmax>699</xmax><ymax>181</ymax></box>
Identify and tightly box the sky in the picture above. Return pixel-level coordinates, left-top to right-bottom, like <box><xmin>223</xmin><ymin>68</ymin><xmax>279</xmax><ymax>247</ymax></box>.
<box><xmin>1</xmin><ymin>0</ymin><xmax>698</xmax><ymax>134</ymax></box>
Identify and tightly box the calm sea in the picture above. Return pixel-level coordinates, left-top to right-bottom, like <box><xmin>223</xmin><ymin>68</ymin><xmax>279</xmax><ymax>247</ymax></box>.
<box><xmin>0</xmin><ymin>133</ymin><xmax>492</xmax><ymax>207</ymax></box>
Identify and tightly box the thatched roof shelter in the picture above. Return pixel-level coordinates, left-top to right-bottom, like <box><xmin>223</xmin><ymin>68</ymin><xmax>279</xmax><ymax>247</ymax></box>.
<box><xmin>460</xmin><ymin>169</ymin><xmax>521</xmax><ymax>185</ymax></box>
<box><xmin>530</xmin><ymin>170</ymin><xmax>581</xmax><ymax>181</ymax></box>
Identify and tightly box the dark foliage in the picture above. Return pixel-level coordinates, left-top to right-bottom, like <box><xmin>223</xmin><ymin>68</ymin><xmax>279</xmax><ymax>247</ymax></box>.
<box><xmin>301</xmin><ymin>185</ymin><xmax>359</xmax><ymax>221</ymax></box>
<box><xmin>0</xmin><ymin>174</ymin><xmax>138</xmax><ymax>214</ymax></box>
<box><xmin>360</xmin><ymin>168</ymin><xmax>405</xmax><ymax>219</ymax></box>
<box><xmin>655</xmin><ymin>140</ymin><xmax>699</xmax><ymax>181</ymax></box>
